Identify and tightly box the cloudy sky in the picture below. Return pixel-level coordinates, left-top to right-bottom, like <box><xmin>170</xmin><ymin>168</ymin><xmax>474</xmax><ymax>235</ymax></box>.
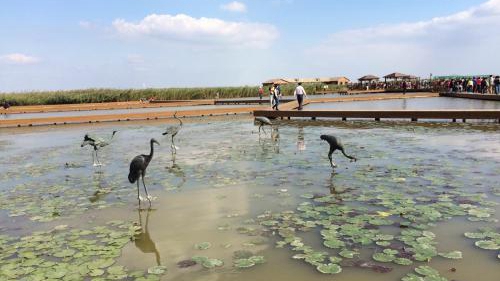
<box><xmin>0</xmin><ymin>0</ymin><xmax>498</xmax><ymax>92</ymax></box>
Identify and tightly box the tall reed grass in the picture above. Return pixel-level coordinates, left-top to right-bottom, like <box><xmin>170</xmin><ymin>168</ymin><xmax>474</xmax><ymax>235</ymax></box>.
<box><xmin>0</xmin><ymin>84</ymin><xmax>345</xmax><ymax>106</ymax></box>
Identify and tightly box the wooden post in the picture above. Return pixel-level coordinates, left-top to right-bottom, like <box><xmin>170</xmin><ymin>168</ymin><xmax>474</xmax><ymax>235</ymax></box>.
<box><xmin>342</xmin><ymin>117</ymin><xmax>347</xmax><ymax>121</ymax></box>
<box><xmin>411</xmin><ymin>118</ymin><xmax>418</xmax><ymax>122</ymax></box>
<box><xmin>375</xmin><ymin>118</ymin><xmax>380</xmax><ymax>121</ymax></box>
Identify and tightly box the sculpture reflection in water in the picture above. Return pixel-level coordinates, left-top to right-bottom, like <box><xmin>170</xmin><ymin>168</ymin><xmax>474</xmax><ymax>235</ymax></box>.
<box><xmin>259</xmin><ymin>127</ymin><xmax>280</xmax><ymax>154</ymax></box>
<box><xmin>135</xmin><ymin>209</ymin><xmax>161</xmax><ymax>266</ymax></box>
<box><xmin>89</xmin><ymin>171</ymin><xmax>110</xmax><ymax>203</ymax></box>
<box><xmin>166</xmin><ymin>152</ymin><xmax>186</xmax><ymax>189</ymax></box>
<box><xmin>296</xmin><ymin>127</ymin><xmax>306</xmax><ymax>152</ymax></box>
<box><xmin>327</xmin><ymin>172</ymin><xmax>354</xmax><ymax>200</ymax></box>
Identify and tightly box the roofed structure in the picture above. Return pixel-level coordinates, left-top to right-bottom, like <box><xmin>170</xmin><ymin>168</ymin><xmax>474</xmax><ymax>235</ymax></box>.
<box><xmin>358</xmin><ymin>75</ymin><xmax>380</xmax><ymax>82</ymax></box>
<box><xmin>383</xmin><ymin>72</ymin><xmax>412</xmax><ymax>80</ymax></box>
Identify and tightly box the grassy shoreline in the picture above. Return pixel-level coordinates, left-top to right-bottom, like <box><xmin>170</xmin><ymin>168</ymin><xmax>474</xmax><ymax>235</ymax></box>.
<box><xmin>0</xmin><ymin>84</ymin><xmax>343</xmax><ymax>106</ymax></box>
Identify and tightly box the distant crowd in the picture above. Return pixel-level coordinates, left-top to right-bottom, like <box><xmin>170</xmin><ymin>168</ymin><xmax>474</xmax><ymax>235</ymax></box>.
<box><xmin>443</xmin><ymin>75</ymin><xmax>500</xmax><ymax>94</ymax></box>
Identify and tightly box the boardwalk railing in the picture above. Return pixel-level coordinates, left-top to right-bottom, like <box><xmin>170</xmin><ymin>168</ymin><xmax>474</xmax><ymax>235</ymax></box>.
<box><xmin>254</xmin><ymin>109</ymin><xmax>500</xmax><ymax>122</ymax></box>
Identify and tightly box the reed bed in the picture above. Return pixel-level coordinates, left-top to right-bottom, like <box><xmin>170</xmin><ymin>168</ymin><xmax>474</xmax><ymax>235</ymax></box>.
<box><xmin>0</xmin><ymin>84</ymin><xmax>344</xmax><ymax>106</ymax></box>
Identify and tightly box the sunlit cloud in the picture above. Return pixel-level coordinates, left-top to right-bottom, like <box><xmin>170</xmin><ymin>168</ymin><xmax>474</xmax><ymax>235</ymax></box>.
<box><xmin>0</xmin><ymin>53</ymin><xmax>40</xmax><ymax>65</ymax></box>
<box><xmin>220</xmin><ymin>1</ymin><xmax>247</xmax><ymax>13</ymax></box>
<box><xmin>113</xmin><ymin>13</ymin><xmax>278</xmax><ymax>48</ymax></box>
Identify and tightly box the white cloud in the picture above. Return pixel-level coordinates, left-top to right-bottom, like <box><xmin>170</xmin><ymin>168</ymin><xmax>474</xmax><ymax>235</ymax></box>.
<box><xmin>308</xmin><ymin>0</ymin><xmax>500</xmax><ymax>77</ymax></box>
<box><xmin>221</xmin><ymin>1</ymin><xmax>247</xmax><ymax>13</ymax></box>
<box><xmin>112</xmin><ymin>13</ymin><xmax>278</xmax><ymax>48</ymax></box>
<box><xmin>0</xmin><ymin>53</ymin><xmax>40</xmax><ymax>65</ymax></box>
<box><xmin>79</xmin><ymin>20</ymin><xmax>97</xmax><ymax>30</ymax></box>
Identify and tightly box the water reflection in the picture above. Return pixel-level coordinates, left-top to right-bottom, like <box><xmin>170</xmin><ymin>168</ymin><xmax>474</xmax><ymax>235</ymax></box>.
<box><xmin>135</xmin><ymin>209</ymin><xmax>161</xmax><ymax>266</ymax></box>
<box><xmin>296</xmin><ymin>127</ymin><xmax>306</xmax><ymax>152</ymax></box>
<box><xmin>259</xmin><ymin>127</ymin><xmax>280</xmax><ymax>154</ymax></box>
<box><xmin>166</xmin><ymin>153</ymin><xmax>186</xmax><ymax>189</ymax></box>
<box><xmin>89</xmin><ymin>172</ymin><xmax>109</xmax><ymax>203</ymax></box>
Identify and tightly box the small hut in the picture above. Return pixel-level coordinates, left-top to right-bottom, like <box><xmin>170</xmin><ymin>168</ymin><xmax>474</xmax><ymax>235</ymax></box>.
<box><xmin>262</xmin><ymin>79</ymin><xmax>289</xmax><ymax>87</ymax></box>
<box><xmin>383</xmin><ymin>72</ymin><xmax>412</xmax><ymax>82</ymax></box>
<box><xmin>358</xmin><ymin>75</ymin><xmax>380</xmax><ymax>83</ymax></box>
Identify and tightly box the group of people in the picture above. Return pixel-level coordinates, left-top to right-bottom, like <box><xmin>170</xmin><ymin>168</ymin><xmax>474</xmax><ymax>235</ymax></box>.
<box><xmin>259</xmin><ymin>83</ymin><xmax>308</xmax><ymax>111</ymax></box>
<box><xmin>446</xmin><ymin>75</ymin><xmax>500</xmax><ymax>94</ymax></box>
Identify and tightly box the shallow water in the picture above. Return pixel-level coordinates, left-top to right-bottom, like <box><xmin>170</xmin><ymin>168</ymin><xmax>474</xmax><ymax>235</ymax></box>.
<box><xmin>306</xmin><ymin>97</ymin><xmax>500</xmax><ymax>110</ymax></box>
<box><xmin>0</xmin><ymin>104</ymin><xmax>264</xmax><ymax>120</ymax></box>
<box><xmin>0</xmin><ymin>118</ymin><xmax>499</xmax><ymax>281</ymax></box>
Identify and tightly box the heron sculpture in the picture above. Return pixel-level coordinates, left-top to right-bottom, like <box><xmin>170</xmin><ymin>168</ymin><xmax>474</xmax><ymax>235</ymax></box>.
<box><xmin>320</xmin><ymin>135</ymin><xmax>357</xmax><ymax>168</ymax></box>
<box><xmin>162</xmin><ymin>112</ymin><xmax>183</xmax><ymax>153</ymax></box>
<box><xmin>81</xmin><ymin>131</ymin><xmax>117</xmax><ymax>166</ymax></box>
<box><xmin>128</xmin><ymin>138</ymin><xmax>160</xmax><ymax>207</ymax></box>
<box><xmin>255</xmin><ymin>116</ymin><xmax>272</xmax><ymax>134</ymax></box>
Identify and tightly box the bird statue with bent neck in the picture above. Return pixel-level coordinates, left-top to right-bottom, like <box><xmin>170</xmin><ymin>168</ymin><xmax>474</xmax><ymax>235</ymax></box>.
<box><xmin>128</xmin><ymin>138</ymin><xmax>160</xmax><ymax>208</ymax></box>
<box><xmin>162</xmin><ymin>112</ymin><xmax>183</xmax><ymax>154</ymax></box>
<box><xmin>320</xmin><ymin>135</ymin><xmax>357</xmax><ymax>169</ymax></box>
<box><xmin>81</xmin><ymin>130</ymin><xmax>117</xmax><ymax>166</ymax></box>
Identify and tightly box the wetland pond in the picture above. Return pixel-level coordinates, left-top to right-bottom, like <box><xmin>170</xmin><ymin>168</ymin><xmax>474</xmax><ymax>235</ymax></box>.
<box><xmin>0</xmin><ymin>117</ymin><xmax>499</xmax><ymax>281</ymax></box>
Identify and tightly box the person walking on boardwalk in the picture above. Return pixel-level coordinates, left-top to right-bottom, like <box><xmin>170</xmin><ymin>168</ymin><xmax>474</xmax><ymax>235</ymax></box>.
<box><xmin>269</xmin><ymin>85</ymin><xmax>275</xmax><ymax>107</ymax></box>
<box><xmin>294</xmin><ymin>82</ymin><xmax>307</xmax><ymax>110</ymax></box>
<box><xmin>272</xmin><ymin>84</ymin><xmax>280</xmax><ymax>110</ymax></box>
<box><xmin>489</xmin><ymin>75</ymin><xmax>495</xmax><ymax>94</ymax></box>
<box><xmin>258</xmin><ymin>86</ymin><xmax>264</xmax><ymax>100</ymax></box>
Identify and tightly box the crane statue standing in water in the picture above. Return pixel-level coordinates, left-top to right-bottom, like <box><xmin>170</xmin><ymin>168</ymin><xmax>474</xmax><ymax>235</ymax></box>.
<box><xmin>128</xmin><ymin>138</ymin><xmax>160</xmax><ymax>208</ymax></box>
<box><xmin>162</xmin><ymin>112</ymin><xmax>183</xmax><ymax>154</ymax></box>
<box><xmin>255</xmin><ymin>116</ymin><xmax>272</xmax><ymax>134</ymax></box>
<box><xmin>81</xmin><ymin>131</ymin><xmax>117</xmax><ymax>166</ymax></box>
<box><xmin>320</xmin><ymin>135</ymin><xmax>357</xmax><ymax>169</ymax></box>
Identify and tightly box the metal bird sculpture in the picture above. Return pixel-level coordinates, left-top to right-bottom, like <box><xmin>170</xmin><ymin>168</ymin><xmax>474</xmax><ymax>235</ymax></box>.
<box><xmin>128</xmin><ymin>138</ymin><xmax>160</xmax><ymax>208</ymax></box>
<box><xmin>255</xmin><ymin>116</ymin><xmax>272</xmax><ymax>134</ymax></box>
<box><xmin>81</xmin><ymin>131</ymin><xmax>117</xmax><ymax>166</ymax></box>
<box><xmin>320</xmin><ymin>135</ymin><xmax>357</xmax><ymax>168</ymax></box>
<box><xmin>162</xmin><ymin>112</ymin><xmax>183</xmax><ymax>153</ymax></box>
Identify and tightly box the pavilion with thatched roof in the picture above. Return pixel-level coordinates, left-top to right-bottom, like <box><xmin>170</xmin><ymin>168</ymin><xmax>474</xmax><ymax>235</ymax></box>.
<box><xmin>358</xmin><ymin>75</ymin><xmax>380</xmax><ymax>82</ymax></box>
<box><xmin>383</xmin><ymin>72</ymin><xmax>412</xmax><ymax>81</ymax></box>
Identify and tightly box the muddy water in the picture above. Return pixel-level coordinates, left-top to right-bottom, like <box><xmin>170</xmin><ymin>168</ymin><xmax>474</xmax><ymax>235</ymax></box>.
<box><xmin>0</xmin><ymin>118</ymin><xmax>499</xmax><ymax>281</ymax></box>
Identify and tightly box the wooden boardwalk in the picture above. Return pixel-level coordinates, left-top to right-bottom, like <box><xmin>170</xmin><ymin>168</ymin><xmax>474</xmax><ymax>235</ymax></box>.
<box><xmin>440</xmin><ymin>93</ymin><xmax>500</xmax><ymax>101</ymax></box>
<box><xmin>0</xmin><ymin>107</ymin><xmax>260</xmax><ymax>128</ymax></box>
<box><xmin>1</xmin><ymin>100</ymin><xmax>213</xmax><ymax>114</ymax></box>
<box><xmin>254</xmin><ymin>109</ymin><xmax>500</xmax><ymax>122</ymax></box>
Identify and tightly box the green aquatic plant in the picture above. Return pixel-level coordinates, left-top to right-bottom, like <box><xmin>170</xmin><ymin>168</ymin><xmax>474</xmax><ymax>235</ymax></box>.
<box><xmin>0</xmin><ymin>221</ymin><xmax>166</xmax><ymax>280</ymax></box>
<box><xmin>316</xmin><ymin>263</ymin><xmax>342</xmax><ymax>274</ymax></box>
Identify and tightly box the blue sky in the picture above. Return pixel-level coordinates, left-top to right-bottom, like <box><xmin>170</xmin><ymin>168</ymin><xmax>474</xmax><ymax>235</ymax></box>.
<box><xmin>0</xmin><ymin>0</ymin><xmax>497</xmax><ymax>92</ymax></box>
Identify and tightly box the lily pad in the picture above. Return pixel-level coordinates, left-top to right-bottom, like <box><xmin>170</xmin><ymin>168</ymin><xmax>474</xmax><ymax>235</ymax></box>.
<box><xmin>438</xmin><ymin>251</ymin><xmax>462</xmax><ymax>259</ymax></box>
<box><xmin>194</xmin><ymin>242</ymin><xmax>212</xmax><ymax>250</ymax></box>
<box><xmin>316</xmin><ymin>263</ymin><xmax>342</xmax><ymax>274</ymax></box>
<box><xmin>475</xmin><ymin>240</ymin><xmax>500</xmax><ymax>250</ymax></box>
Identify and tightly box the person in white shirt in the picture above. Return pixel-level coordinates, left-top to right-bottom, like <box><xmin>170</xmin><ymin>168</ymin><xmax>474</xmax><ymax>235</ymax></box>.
<box><xmin>294</xmin><ymin>83</ymin><xmax>307</xmax><ymax>110</ymax></box>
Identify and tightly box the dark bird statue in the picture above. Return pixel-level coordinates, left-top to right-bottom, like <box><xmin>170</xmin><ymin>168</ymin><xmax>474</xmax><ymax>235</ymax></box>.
<box><xmin>320</xmin><ymin>135</ymin><xmax>357</xmax><ymax>168</ymax></box>
<box><xmin>128</xmin><ymin>138</ymin><xmax>160</xmax><ymax>207</ymax></box>
<box><xmin>255</xmin><ymin>116</ymin><xmax>272</xmax><ymax>134</ymax></box>
<box><xmin>162</xmin><ymin>112</ymin><xmax>183</xmax><ymax>153</ymax></box>
<box><xmin>81</xmin><ymin>130</ymin><xmax>117</xmax><ymax>166</ymax></box>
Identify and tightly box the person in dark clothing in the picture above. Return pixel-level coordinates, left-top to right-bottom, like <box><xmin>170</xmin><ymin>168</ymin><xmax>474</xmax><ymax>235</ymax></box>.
<box><xmin>481</xmin><ymin>78</ymin><xmax>487</xmax><ymax>94</ymax></box>
<box><xmin>495</xmin><ymin>76</ymin><xmax>500</xmax><ymax>95</ymax></box>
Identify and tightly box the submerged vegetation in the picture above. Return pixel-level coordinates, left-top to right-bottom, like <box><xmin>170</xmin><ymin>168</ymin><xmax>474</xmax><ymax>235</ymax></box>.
<box><xmin>0</xmin><ymin>121</ymin><xmax>498</xmax><ymax>281</ymax></box>
<box><xmin>0</xmin><ymin>84</ymin><xmax>342</xmax><ymax>106</ymax></box>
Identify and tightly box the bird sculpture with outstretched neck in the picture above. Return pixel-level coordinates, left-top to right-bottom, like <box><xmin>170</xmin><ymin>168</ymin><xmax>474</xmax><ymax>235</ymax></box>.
<box><xmin>255</xmin><ymin>116</ymin><xmax>272</xmax><ymax>134</ymax></box>
<box><xmin>128</xmin><ymin>138</ymin><xmax>160</xmax><ymax>208</ymax></box>
<box><xmin>320</xmin><ymin>135</ymin><xmax>357</xmax><ymax>168</ymax></box>
<box><xmin>81</xmin><ymin>130</ymin><xmax>117</xmax><ymax>166</ymax></box>
<box><xmin>162</xmin><ymin>112</ymin><xmax>183</xmax><ymax>153</ymax></box>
